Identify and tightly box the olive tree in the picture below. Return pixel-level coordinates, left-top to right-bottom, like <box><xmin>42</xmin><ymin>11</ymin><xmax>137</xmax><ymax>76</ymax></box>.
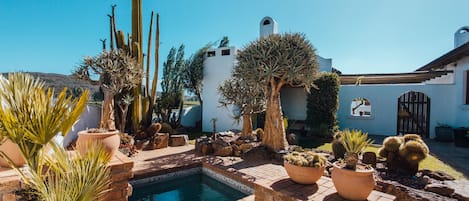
<box><xmin>236</xmin><ymin>33</ymin><xmax>319</xmax><ymax>151</ymax></box>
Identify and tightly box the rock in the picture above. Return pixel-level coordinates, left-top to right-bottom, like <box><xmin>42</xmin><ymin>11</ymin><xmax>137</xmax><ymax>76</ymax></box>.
<box><xmin>362</xmin><ymin>151</ymin><xmax>377</xmax><ymax>166</ymax></box>
<box><xmin>239</xmin><ymin>143</ymin><xmax>255</xmax><ymax>153</ymax></box>
<box><xmin>425</xmin><ymin>183</ymin><xmax>455</xmax><ymax>197</ymax></box>
<box><xmin>232</xmin><ymin>144</ymin><xmax>241</xmax><ymax>157</ymax></box>
<box><xmin>287</xmin><ymin>133</ymin><xmax>297</xmax><ymax>145</ymax></box>
<box><xmin>147</xmin><ymin>133</ymin><xmax>169</xmax><ymax>149</ymax></box>
<box><xmin>420</xmin><ymin>169</ymin><xmax>456</xmax><ymax>181</ymax></box>
<box><xmin>378</xmin><ymin>180</ymin><xmax>457</xmax><ymax>201</ymax></box>
<box><xmin>214</xmin><ymin>145</ymin><xmax>233</xmax><ymax>157</ymax></box>
<box><xmin>444</xmin><ymin>180</ymin><xmax>469</xmax><ymax>201</ymax></box>
<box><xmin>201</xmin><ymin>143</ymin><xmax>213</xmax><ymax>155</ymax></box>
<box><xmin>169</xmin><ymin>134</ymin><xmax>189</xmax><ymax>146</ymax></box>
<box><xmin>195</xmin><ymin>136</ymin><xmax>211</xmax><ymax>153</ymax></box>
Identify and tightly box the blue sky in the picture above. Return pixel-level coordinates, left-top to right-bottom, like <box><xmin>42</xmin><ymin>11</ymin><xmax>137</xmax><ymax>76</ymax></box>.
<box><xmin>1</xmin><ymin>0</ymin><xmax>469</xmax><ymax>78</ymax></box>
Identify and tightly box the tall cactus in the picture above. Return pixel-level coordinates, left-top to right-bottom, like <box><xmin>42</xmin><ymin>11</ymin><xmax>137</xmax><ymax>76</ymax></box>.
<box><xmin>110</xmin><ymin>1</ymin><xmax>161</xmax><ymax>134</ymax></box>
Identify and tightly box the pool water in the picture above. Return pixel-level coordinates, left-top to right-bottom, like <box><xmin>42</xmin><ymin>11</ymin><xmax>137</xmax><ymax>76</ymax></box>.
<box><xmin>130</xmin><ymin>174</ymin><xmax>248</xmax><ymax>201</ymax></box>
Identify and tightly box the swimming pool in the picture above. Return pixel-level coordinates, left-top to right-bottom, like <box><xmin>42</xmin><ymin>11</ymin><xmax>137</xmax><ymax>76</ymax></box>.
<box><xmin>130</xmin><ymin>167</ymin><xmax>253</xmax><ymax>201</ymax></box>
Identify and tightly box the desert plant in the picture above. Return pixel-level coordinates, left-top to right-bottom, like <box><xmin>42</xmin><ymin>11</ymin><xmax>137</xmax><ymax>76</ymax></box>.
<box><xmin>284</xmin><ymin>151</ymin><xmax>327</xmax><ymax>168</ymax></box>
<box><xmin>235</xmin><ymin>33</ymin><xmax>319</xmax><ymax>151</ymax></box>
<box><xmin>306</xmin><ymin>72</ymin><xmax>340</xmax><ymax>137</ymax></box>
<box><xmin>74</xmin><ymin>49</ymin><xmax>142</xmax><ymax>131</ymax></box>
<box><xmin>340</xmin><ymin>129</ymin><xmax>374</xmax><ymax>170</ymax></box>
<box><xmin>331</xmin><ymin>132</ymin><xmax>346</xmax><ymax>159</ymax></box>
<box><xmin>218</xmin><ymin>76</ymin><xmax>265</xmax><ymax>137</ymax></box>
<box><xmin>0</xmin><ymin>73</ymin><xmax>88</xmax><ymax>174</ymax></box>
<box><xmin>159</xmin><ymin>122</ymin><xmax>173</xmax><ymax>134</ymax></box>
<box><xmin>28</xmin><ymin>142</ymin><xmax>112</xmax><ymax>201</ymax></box>
<box><xmin>254</xmin><ymin>128</ymin><xmax>264</xmax><ymax>141</ymax></box>
<box><xmin>378</xmin><ymin>134</ymin><xmax>429</xmax><ymax>175</ymax></box>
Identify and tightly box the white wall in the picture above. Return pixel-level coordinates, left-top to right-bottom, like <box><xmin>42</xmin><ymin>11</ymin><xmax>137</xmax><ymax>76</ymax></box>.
<box><xmin>453</xmin><ymin>57</ymin><xmax>469</xmax><ymax>126</ymax></box>
<box><xmin>338</xmin><ymin>82</ymin><xmax>456</xmax><ymax>138</ymax></box>
<box><xmin>281</xmin><ymin>87</ymin><xmax>308</xmax><ymax>120</ymax></box>
<box><xmin>202</xmin><ymin>46</ymin><xmax>242</xmax><ymax>132</ymax></box>
<box><xmin>63</xmin><ymin>104</ymin><xmax>100</xmax><ymax>147</ymax></box>
<box><xmin>317</xmin><ymin>55</ymin><xmax>332</xmax><ymax>72</ymax></box>
<box><xmin>181</xmin><ymin>105</ymin><xmax>201</xmax><ymax>128</ymax></box>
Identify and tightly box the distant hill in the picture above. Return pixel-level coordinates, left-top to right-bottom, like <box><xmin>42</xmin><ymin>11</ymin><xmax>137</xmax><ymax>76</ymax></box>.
<box><xmin>1</xmin><ymin>72</ymin><xmax>100</xmax><ymax>98</ymax></box>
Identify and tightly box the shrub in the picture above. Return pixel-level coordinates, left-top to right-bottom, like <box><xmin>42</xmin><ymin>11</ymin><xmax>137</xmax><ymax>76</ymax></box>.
<box><xmin>160</xmin><ymin>122</ymin><xmax>173</xmax><ymax>134</ymax></box>
<box><xmin>306</xmin><ymin>72</ymin><xmax>340</xmax><ymax>137</ymax></box>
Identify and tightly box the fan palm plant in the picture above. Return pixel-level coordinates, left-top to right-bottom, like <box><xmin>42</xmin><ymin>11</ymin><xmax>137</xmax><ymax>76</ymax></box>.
<box><xmin>340</xmin><ymin>129</ymin><xmax>374</xmax><ymax>170</ymax></box>
<box><xmin>29</xmin><ymin>142</ymin><xmax>112</xmax><ymax>201</ymax></box>
<box><xmin>0</xmin><ymin>73</ymin><xmax>88</xmax><ymax>176</ymax></box>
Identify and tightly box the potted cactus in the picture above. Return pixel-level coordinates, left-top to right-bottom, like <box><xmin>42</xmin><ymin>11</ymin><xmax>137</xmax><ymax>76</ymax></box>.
<box><xmin>74</xmin><ymin>49</ymin><xmax>142</xmax><ymax>157</ymax></box>
<box><xmin>378</xmin><ymin>134</ymin><xmax>429</xmax><ymax>175</ymax></box>
<box><xmin>283</xmin><ymin>149</ymin><xmax>327</xmax><ymax>184</ymax></box>
<box><xmin>331</xmin><ymin>129</ymin><xmax>375</xmax><ymax>201</ymax></box>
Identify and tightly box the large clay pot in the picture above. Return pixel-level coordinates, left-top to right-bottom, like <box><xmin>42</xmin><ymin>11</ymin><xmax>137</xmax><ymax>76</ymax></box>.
<box><xmin>284</xmin><ymin>161</ymin><xmax>325</xmax><ymax>184</ymax></box>
<box><xmin>76</xmin><ymin>130</ymin><xmax>120</xmax><ymax>157</ymax></box>
<box><xmin>0</xmin><ymin>139</ymin><xmax>26</xmax><ymax>168</ymax></box>
<box><xmin>331</xmin><ymin>161</ymin><xmax>375</xmax><ymax>201</ymax></box>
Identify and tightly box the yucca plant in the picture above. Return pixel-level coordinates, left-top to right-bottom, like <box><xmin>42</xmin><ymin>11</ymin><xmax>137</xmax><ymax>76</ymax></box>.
<box><xmin>340</xmin><ymin>129</ymin><xmax>374</xmax><ymax>170</ymax></box>
<box><xmin>28</xmin><ymin>142</ymin><xmax>112</xmax><ymax>201</ymax></box>
<box><xmin>0</xmin><ymin>73</ymin><xmax>88</xmax><ymax>176</ymax></box>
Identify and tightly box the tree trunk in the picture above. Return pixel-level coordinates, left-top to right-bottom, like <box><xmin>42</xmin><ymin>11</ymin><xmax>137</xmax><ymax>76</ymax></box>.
<box><xmin>262</xmin><ymin>88</ymin><xmax>288</xmax><ymax>151</ymax></box>
<box><xmin>241</xmin><ymin>114</ymin><xmax>253</xmax><ymax>138</ymax></box>
<box><xmin>100</xmin><ymin>90</ymin><xmax>116</xmax><ymax>130</ymax></box>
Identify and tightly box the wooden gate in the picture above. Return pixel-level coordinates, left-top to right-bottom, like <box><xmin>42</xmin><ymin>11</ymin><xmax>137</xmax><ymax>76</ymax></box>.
<box><xmin>396</xmin><ymin>91</ymin><xmax>430</xmax><ymax>138</ymax></box>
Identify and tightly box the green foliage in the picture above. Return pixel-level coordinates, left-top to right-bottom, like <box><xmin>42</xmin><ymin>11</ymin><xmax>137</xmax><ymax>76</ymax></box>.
<box><xmin>341</xmin><ymin>129</ymin><xmax>374</xmax><ymax>154</ymax></box>
<box><xmin>183</xmin><ymin>43</ymin><xmax>212</xmax><ymax>106</ymax></box>
<box><xmin>284</xmin><ymin>150</ymin><xmax>327</xmax><ymax>168</ymax></box>
<box><xmin>306</xmin><ymin>72</ymin><xmax>340</xmax><ymax>137</ymax></box>
<box><xmin>158</xmin><ymin>45</ymin><xmax>186</xmax><ymax>125</ymax></box>
<box><xmin>159</xmin><ymin>122</ymin><xmax>173</xmax><ymax>134</ymax></box>
<box><xmin>29</xmin><ymin>143</ymin><xmax>111</xmax><ymax>201</ymax></box>
<box><xmin>235</xmin><ymin>33</ymin><xmax>319</xmax><ymax>151</ymax></box>
<box><xmin>0</xmin><ymin>73</ymin><xmax>88</xmax><ymax>174</ymax></box>
<box><xmin>218</xmin><ymin>36</ymin><xmax>229</xmax><ymax>48</ymax></box>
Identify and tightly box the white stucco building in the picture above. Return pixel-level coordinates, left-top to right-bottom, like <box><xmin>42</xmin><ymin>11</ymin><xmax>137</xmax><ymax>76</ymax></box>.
<box><xmin>201</xmin><ymin>16</ymin><xmax>332</xmax><ymax>132</ymax></box>
<box><xmin>201</xmin><ymin>16</ymin><xmax>469</xmax><ymax>139</ymax></box>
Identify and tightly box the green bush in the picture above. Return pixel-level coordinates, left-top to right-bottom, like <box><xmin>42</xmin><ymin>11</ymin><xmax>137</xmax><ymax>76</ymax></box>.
<box><xmin>306</xmin><ymin>72</ymin><xmax>340</xmax><ymax>137</ymax></box>
<box><xmin>160</xmin><ymin>122</ymin><xmax>173</xmax><ymax>134</ymax></box>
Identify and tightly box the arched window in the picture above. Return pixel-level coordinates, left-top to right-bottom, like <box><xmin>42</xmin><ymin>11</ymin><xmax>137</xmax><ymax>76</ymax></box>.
<box><xmin>351</xmin><ymin>98</ymin><xmax>371</xmax><ymax>117</ymax></box>
<box><xmin>263</xmin><ymin>20</ymin><xmax>271</xmax><ymax>25</ymax></box>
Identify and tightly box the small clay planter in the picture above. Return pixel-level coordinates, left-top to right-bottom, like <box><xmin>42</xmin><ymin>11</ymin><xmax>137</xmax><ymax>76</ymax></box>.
<box><xmin>331</xmin><ymin>161</ymin><xmax>375</xmax><ymax>201</ymax></box>
<box><xmin>0</xmin><ymin>139</ymin><xmax>26</xmax><ymax>168</ymax></box>
<box><xmin>283</xmin><ymin>161</ymin><xmax>325</xmax><ymax>185</ymax></box>
<box><xmin>76</xmin><ymin>129</ymin><xmax>120</xmax><ymax>158</ymax></box>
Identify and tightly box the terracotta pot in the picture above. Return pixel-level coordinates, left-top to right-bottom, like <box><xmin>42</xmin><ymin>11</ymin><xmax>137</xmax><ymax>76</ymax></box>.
<box><xmin>0</xmin><ymin>139</ymin><xmax>26</xmax><ymax>168</ymax></box>
<box><xmin>76</xmin><ymin>130</ymin><xmax>120</xmax><ymax>157</ymax></box>
<box><xmin>331</xmin><ymin>161</ymin><xmax>375</xmax><ymax>201</ymax></box>
<box><xmin>283</xmin><ymin>161</ymin><xmax>325</xmax><ymax>184</ymax></box>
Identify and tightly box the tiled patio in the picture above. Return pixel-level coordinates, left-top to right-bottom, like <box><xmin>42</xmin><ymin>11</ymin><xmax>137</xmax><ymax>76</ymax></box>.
<box><xmin>131</xmin><ymin>145</ymin><xmax>396</xmax><ymax>201</ymax></box>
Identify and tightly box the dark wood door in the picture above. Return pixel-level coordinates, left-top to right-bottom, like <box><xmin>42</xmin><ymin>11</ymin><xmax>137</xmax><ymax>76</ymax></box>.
<box><xmin>397</xmin><ymin>91</ymin><xmax>430</xmax><ymax>138</ymax></box>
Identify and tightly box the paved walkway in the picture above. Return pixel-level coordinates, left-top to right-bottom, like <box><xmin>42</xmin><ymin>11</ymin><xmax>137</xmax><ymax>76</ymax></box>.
<box><xmin>131</xmin><ymin>145</ymin><xmax>395</xmax><ymax>201</ymax></box>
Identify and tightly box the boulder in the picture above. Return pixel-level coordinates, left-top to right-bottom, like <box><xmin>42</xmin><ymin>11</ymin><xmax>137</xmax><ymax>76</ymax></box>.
<box><xmin>239</xmin><ymin>143</ymin><xmax>255</xmax><ymax>153</ymax></box>
<box><xmin>149</xmin><ymin>133</ymin><xmax>169</xmax><ymax>149</ymax></box>
<box><xmin>169</xmin><ymin>134</ymin><xmax>189</xmax><ymax>146</ymax></box>
<box><xmin>425</xmin><ymin>183</ymin><xmax>455</xmax><ymax>197</ymax></box>
<box><xmin>362</xmin><ymin>151</ymin><xmax>377</xmax><ymax>166</ymax></box>
<box><xmin>214</xmin><ymin>145</ymin><xmax>233</xmax><ymax>157</ymax></box>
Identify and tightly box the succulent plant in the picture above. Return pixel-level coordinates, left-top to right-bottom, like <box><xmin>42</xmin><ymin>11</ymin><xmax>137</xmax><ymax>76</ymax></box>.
<box><xmin>340</xmin><ymin>129</ymin><xmax>374</xmax><ymax>170</ymax></box>
<box><xmin>331</xmin><ymin>132</ymin><xmax>346</xmax><ymax>159</ymax></box>
<box><xmin>255</xmin><ymin>128</ymin><xmax>264</xmax><ymax>140</ymax></box>
<box><xmin>379</xmin><ymin>134</ymin><xmax>429</xmax><ymax>175</ymax></box>
<box><xmin>284</xmin><ymin>151</ymin><xmax>327</xmax><ymax>168</ymax></box>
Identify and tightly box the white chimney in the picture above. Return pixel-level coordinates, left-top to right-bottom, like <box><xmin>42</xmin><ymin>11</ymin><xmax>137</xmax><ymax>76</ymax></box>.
<box><xmin>260</xmin><ymin>16</ymin><xmax>278</xmax><ymax>38</ymax></box>
<box><xmin>454</xmin><ymin>26</ymin><xmax>469</xmax><ymax>48</ymax></box>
